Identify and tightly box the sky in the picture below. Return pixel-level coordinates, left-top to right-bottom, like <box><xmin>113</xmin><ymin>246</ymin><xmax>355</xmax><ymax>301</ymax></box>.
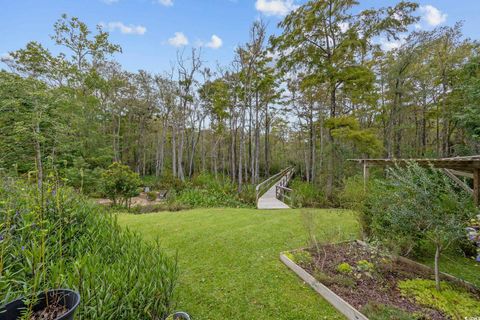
<box><xmin>1</xmin><ymin>0</ymin><xmax>479</xmax><ymax>74</ymax></box>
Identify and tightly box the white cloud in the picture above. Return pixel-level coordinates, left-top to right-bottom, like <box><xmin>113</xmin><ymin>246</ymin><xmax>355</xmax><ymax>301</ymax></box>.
<box><xmin>255</xmin><ymin>0</ymin><xmax>297</xmax><ymax>17</ymax></box>
<box><xmin>419</xmin><ymin>5</ymin><xmax>447</xmax><ymax>27</ymax></box>
<box><xmin>104</xmin><ymin>22</ymin><xmax>147</xmax><ymax>35</ymax></box>
<box><xmin>0</xmin><ymin>52</ymin><xmax>13</xmax><ymax>62</ymax></box>
<box><xmin>205</xmin><ymin>35</ymin><xmax>223</xmax><ymax>49</ymax></box>
<box><xmin>168</xmin><ymin>32</ymin><xmax>189</xmax><ymax>47</ymax></box>
<box><xmin>157</xmin><ymin>0</ymin><xmax>173</xmax><ymax>6</ymax></box>
<box><xmin>379</xmin><ymin>37</ymin><xmax>405</xmax><ymax>51</ymax></box>
<box><xmin>338</xmin><ymin>22</ymin><xmax>349</xmax><ymax>33</ymax></box>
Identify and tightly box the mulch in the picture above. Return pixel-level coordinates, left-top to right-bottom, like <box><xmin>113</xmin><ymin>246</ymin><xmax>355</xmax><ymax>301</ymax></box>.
<box><xmin>298</xmin><ymin>242</ymin><xmax>447</xmax><ymax>319</ymax></box>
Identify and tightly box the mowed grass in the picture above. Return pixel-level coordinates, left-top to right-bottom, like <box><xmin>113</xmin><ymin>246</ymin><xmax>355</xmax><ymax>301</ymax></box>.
<box><xmin>118</xmin><ymin>208</ymin><xmax>359</xmax><ymax>319</ymax></box>
<box><xmin>415</xmin><ymin>250</ymin><xmax>480</xmax><ymax>288</ymax></box>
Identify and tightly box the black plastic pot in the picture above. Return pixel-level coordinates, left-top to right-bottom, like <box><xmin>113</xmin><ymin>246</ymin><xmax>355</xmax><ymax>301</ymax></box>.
<box><xmin>169</xmin><ymin>311</ymin><xmax>191</xmax><ymax>320</ymax></box>
<box><xmin>0</xmin><ymin>289</ymin><xmax>80</xmax><ymax>320</ymax></box>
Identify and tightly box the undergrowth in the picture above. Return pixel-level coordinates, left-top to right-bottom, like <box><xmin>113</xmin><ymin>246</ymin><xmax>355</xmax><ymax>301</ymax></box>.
<box><xmin>398</xmin><ymin>279</ymin><xmax>480</xmax><ymax>319</ymax></box>
<box><xmin>0</xmin><ymin>177</ymin><xmax>178</xmax><ymax>319</ymax></box>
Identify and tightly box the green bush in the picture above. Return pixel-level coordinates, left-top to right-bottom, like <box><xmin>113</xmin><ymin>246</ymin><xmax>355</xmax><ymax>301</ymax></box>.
<box><xmin>146</xmin><ymin>191</ymin><xmax>158</xmax><ymax>201</ymax></box>
<box><xmin>398</xmin><ymin>279</ymin><xmax>480</xmax><ymax>319</ymax></box>
<box><xmin>356</xmin><ymin>259</ymin><xmax>375</xmax><ymax>273</ymax></box>
<box><xmin>174</xmin><ymin>188</ymin><xmax>249</xmax><ymax>208</ymax></box>
<box><xmin>62</xmin><ymin>157</ymin><xmax>105</xmax><ymax>195</ymax></box>
<box><xmin>150</xmin><ymin>174</ymin><xmax>186</xmax><ymax>193</ymax></box>
<box><xmin>338</xmin><ymin>174</ymin><xmax>367</xmax><ymax>211</ymax></box>
<box><xmin>168</xmin><ymin>173</ymin><xmax>253</xmax><ymax>208</ymax></box>
<box><xmin>128</xmin><ymin>202</ymin><xmax>192</xmax><ymax>214</ymax></box>
<box><xmin>336</xmin><ymin>262</ymin><xmax>353</xmax><ymax>274</ymax></box>
<box><xmin>0</xmin><ymin>178</ymin><xmax>178</xmax><ymax>319</ymax></box>
<box><xmin>101</xmin><ymin>162</ymin><xmax>141</xmax><ymax>207</ymax></box>
<box><xmin>290</xmin><ymin>179</ymin><xmax>326</xmax><ymax>208</ymax></box>
<box><xmin>363</xmin><ymin>163</ymin><xmax>477</xmax><ymax>290</ymax></box>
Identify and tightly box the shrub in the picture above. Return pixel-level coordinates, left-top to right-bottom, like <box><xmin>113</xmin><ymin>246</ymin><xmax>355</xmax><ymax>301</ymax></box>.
<box><xmin>364</xmin><ymin>163</ymin><xmax>477</xmax><ymax>290</ymax></box>
<box><xmin>146</xmin><ymin>191</ymin><xmax>158</xmax><ymax>201</ymax></box>
<box><xmin>338</xmin><ymin>174</ymin><xmax>367</xmax><ymax>211</ymax></box>
<box><xmin>101</xmin><ymin>162</ymin><xmax>141</xmax><ymax>207</ymax></box>
<box><xmin>356</xmin><ymin>260</ymin><xmax>375</xmax><ymax>273</ymax></box>
<box><xmin>398</xmin><ymin>279</ymin><xmax>480</xmax><ymax>319</ymax></box>
<box><xmin>0</xmin><ymin>178</ymin><xmax>178</xmax><ymax>319</ymax></box>
<box><xmin>173</xmin><ymin>187</ymin><xmax>251</xmax><ymax>208</ymax></box>
<box><xmin>290</xmin><ymin>179</ymin><xmax>326</xmax><ymax>208</ymax></box>
<box><xmin>336</xmin><ymin>262</ymin><xmax>353</xmax><ymax>274</ymax></box>
<box><xmin>63</xmin><ymin>157</ymin><xmax>105</xmax><ymax>195</ymax></box>
<box><xmin>285</xmin><ymin>250</ymin><xmax>312</xmax><ymax>265</ymax></box>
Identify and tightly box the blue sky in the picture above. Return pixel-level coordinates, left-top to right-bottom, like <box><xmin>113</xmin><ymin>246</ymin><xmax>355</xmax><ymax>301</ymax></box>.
<box><xmin>1</xmin><ymin>0</ymin><xmax>479</xmax><ymax>73</ymax></box>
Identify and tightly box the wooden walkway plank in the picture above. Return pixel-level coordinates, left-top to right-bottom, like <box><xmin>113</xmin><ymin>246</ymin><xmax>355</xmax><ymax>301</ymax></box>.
<box><xmin>257</xmin><ymin>168</ymin><xmax>294</xmax><ymax>210</ymax></box>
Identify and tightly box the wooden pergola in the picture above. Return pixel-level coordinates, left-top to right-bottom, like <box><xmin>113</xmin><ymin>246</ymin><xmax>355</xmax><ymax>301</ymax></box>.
<box><xmin>350</xmin><ymin>155</ymin><xmax>480</xmax><ymax>206</ymax></box>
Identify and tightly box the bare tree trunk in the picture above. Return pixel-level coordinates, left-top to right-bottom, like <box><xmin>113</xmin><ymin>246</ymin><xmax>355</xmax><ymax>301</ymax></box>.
<box><xmin>201</xmin><ymin>128</ymin><xmax>206</xmax><ymax>172</ymax></box>
<box><xmin>264</xmin><ymin>103</ymin><xmax>270</xmax><ymax>176</ymax></box>
<box><xmin>178</xmin><ymin>128</ymin><xmax>185</xmax><ymax>181</ymax></box>
<box><xmin>434</xmin><ymin>244</ymin><xmax>442</xmax><ymax>291</ymax></box>
<box><xmin>238</xmin><ymin>107</ymin><xmax>246</xmax><ymax>193</ymax></box>
<box><xmin>441</xmin><ymin>80</ymin><xmax>449</xmax><ymax>157</ymax></box>
<box><xmin>172</xmin><ymin>125</ymin><xmax>177</xmax><ymax>177</ymax></box>
<box><xmin>309</xmin><ymin>106</ymin><xmax>315</xmax><ymax>184</ymax></box>
<box><xmin>156</xmin><ymin>120</ymin><xmax>167</xmax><ymax>176</ymax></box>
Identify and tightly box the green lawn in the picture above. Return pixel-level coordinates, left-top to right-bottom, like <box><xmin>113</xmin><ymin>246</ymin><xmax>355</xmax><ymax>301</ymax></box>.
<box><xmin>118</xmin><ymin>208</ymin><xmax>359</xmax><ymax>319</ymax></box>
<box><xmin>118</xmin><ymin>207</ymin><xmax>480</xmax><ymax>319</ymax></box>
<box><xmin>415</xmin><ymin>250</ymin><xmax>480</xmax><ymax>288</ymax></box>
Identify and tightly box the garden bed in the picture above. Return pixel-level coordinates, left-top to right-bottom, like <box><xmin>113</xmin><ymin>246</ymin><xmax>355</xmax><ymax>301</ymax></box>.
<box><xmin>281</xmin><ymin>241</ymin><xmax>480</xmax><ymax>320</ymax></box>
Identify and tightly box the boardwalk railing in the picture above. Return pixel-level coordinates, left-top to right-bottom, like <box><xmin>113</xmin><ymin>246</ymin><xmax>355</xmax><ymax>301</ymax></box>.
<box><xmin>255</xmin><ymin>167</ymin><xmax>294</xmax><ymax>205</ymax></box>
<box><xmin>276</xmin><ymin>168</ymin><xmax>295</xmax><ymax>204</ymax></box>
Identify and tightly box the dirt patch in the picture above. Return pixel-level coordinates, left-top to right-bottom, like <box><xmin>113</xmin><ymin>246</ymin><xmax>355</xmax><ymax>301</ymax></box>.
<box><xmin>96</xmin><ymin>192</ymin><xmax>166</xmax><ymax>207</ymax></box>
<box><xmin>296</xmin><ymin>242</ymin><xmax>460</xmax><ymax>319</ymax></box>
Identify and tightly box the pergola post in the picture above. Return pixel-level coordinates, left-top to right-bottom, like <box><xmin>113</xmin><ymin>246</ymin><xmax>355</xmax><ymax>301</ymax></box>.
<box><xmin>363</xmin><ymin>161</ymin><xmax>369</xmax><ymax>192</ymax></box>
<box><xmin>474</xmin><ymin>169</ymin><xmax>480</xmax><ymax>206</ymax></box>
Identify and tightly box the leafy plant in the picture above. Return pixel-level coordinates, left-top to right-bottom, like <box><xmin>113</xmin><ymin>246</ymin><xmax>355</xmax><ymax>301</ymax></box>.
<box><xmin>284</xmin><ymin>250</ymin><xmax>312</xmax><ymax>266</ymax></box>
<box><xmin>290</xmin><ymin>179</ymin><xmax>326</xmax><ymax>208</ymax></box>
<box><xmin>0</xmin><ymin>177</ymin><xmax>178</xmax><ymax>319</ymax></box>
<box><xmin>101</xmin><ymin>162</ymin><xmax>141</xmax><ymax>208</ymax></box>
<box><xmin>356</xmin><ymin>260</ymin><xmax>375</xmax><ymax>273</ymax></box>
<box><xmin>364</xmin><ymin>163</ymin><xmax>477</xmax><ymax>290</ymax></box>
<box><xmin>336</xmin><ymin>262</ymin><xmax>353</xmax><ymax>274</ymax></box>
<box><xmin>339</xmin><ymin>175</ymin><xmax>368</xmax><ymax>212</ymax></box>
<box><xmin>146</xmin><ymin>191</ymin><xmax>158</xmax><ymax>201</ymax></box>
<box><xmin>398</xmin><ymin>279</ymin><xmax>480</xmax><ymax>319</ymax></box>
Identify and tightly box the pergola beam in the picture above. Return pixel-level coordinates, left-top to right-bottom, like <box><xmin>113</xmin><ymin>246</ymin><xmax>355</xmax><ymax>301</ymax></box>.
<box><xmin>350</xmin><ymin>155</ymin><xmax>480</xmax><ymax>206</ymax></box>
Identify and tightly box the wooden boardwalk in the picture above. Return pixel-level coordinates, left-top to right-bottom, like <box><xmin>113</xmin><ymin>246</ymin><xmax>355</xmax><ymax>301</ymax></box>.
<box><xmin>256</xmin><ymin>168</ymin><xmax>294</xmax><ymax>210</ymax></box>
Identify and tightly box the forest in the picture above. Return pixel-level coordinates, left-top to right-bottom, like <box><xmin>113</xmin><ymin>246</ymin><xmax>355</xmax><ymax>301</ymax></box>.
<box><xmin>1</xmin><ymin>1</ymin><xmax>478</xmax><ymax>202</ymax></box>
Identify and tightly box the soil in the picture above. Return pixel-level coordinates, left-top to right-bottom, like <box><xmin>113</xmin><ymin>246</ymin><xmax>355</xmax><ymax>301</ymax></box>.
<box><xmin>30</xmin><ymin>300</ymin><xmax>68</xmax><ymax>320</ymax></box>
<box><xmin>96</xmin><ymin>192</ymin><xmax>165</xmax><ymax>207</ymax></box>
<box><xmin>297</xmin><ymin>242</ymin><xmax>460</xmax><ymax>320</ymax></box>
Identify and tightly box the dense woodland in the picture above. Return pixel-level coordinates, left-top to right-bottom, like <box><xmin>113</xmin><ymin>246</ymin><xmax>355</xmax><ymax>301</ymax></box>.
<box><xmin>1</xmin><ymin>0</ymin><xmax>479</xmax><ymax>200</ymax></box>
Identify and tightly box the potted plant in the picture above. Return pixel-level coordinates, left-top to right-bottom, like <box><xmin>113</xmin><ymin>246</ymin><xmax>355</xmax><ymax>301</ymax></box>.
<box><xmin>0</xmin><ymin>289</ymin><xmax>80</xmax><ymax>320</ymax></box>
<box><xmin>166</xmin><ymin>311</ymin><xmax>191</xmax><ymax>320</ymax></box>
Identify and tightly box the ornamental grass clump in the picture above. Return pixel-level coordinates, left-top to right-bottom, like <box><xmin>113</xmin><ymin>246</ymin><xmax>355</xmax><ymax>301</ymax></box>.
<box><xmin>0</xmin><ymin>177</ymin><xmax>178</xmax><ymax>319</ymax></box>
